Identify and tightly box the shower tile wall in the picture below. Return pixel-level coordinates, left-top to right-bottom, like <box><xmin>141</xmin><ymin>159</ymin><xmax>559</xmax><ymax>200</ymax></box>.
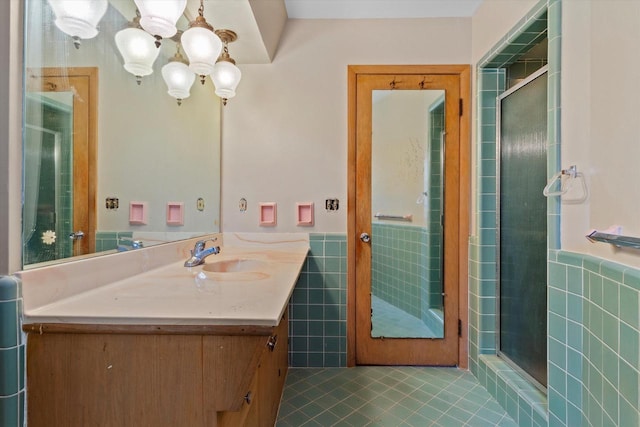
<box><xmin>470</xmin><ymin>1</ymin><xmax>566</xmax><ymax>426</ymax></box>
<box><xmin>0</xmin><ymin>276</ymin><xmax>24</xmax><ymax>427</ymax></box>
<box><xmin>288</xmin><ymin>233</ymin><xmax>348</xmax><ymax>367</ymax></box>
<box><xmin>470</xmin><ymin>0</ymin><xmax>637</xmax><ymax>425</ymax></box>
<box><xmin>468</xmin><ymin>67</ymin><xmax>506</xmax><ymax>374</ymax></box>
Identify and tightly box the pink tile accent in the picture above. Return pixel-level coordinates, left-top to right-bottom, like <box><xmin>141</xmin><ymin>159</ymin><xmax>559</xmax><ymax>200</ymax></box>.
<box><xmin>166</xmin><ymin>202</ymin><xmax>184</xmax><ymax>226</ymax></box>
<box><xmin>259</xmin><ymin>202</ymin><xmax>277</xmax><ymax>226</ymax></box>
<box><xmin>296</xmin><ymin>202</ymin><xmax>314</xmax><ymax>226</ymax></box>
<box><xmin>129</xmin><ymin>201</ymin><xmax>148</xmax><ymax>225</ymax></box>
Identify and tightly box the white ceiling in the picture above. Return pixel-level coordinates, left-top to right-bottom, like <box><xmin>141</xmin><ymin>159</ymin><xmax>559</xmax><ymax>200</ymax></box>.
<box><xmin>283</xmin><ymin>0</ymin><xmax>484</xmax><ymax>19</ymax></box>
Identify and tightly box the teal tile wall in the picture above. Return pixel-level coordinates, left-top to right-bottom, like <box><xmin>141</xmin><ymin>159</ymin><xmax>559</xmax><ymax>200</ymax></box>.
<box><xmin>471</xmin><ymin>1</ymin><xmax>563</xmax><ymax>426</ymax></box>
<box><xmin>469</xmin><ymin>66</ymin><xmax>507</xmax><ymax>375</ymax></box>
<box><xmin>288</xmin><ymin>233</ymin><xmax>347</xmax><ymax>367</ymax></box>
<box><xmin>549</xmin><ymin>252</ymin><xmax>640</xmax><ymax>427</ymax></box>
<box><xmin>371</xmin><ymin>223</ymin><xmax>428</xmax><ymax>319</ymax></box>
<box><xmin>0</xmin><ymin>276</ymin><xmax>24</xmax><ymax>427</ymax></box>
<box><xmin>427</xmin><ymin>99</ymin><xmax>445</xmax><ymax>314</ymax></box>
<box><xmin>508</xmin><ymin>59</ymin><xmax>548</xmax><ymax>89</ymax></box>
<box><xmin>95</xmin><ymin>231</ymin><xmax>134</xmax><ymax>252</ymax></box>
<box><xmin>370</xmin><ymin>223</ymin><xmax>443</xmax><ymax>335</ymax></box>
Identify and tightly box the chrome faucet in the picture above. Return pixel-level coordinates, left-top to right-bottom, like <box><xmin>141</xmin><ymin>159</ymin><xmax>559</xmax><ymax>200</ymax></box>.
<box><xmin>184</xmin><ymin>238</ymin><xmax>221</xmax><ymax>267</ymax></box>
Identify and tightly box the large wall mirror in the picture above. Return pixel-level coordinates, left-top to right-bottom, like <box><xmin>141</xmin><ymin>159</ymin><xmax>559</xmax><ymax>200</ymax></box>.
<box><xmin>22</xmin><ymin>0</ymin><xmax>221</xmax><ymax>267</ymax></box>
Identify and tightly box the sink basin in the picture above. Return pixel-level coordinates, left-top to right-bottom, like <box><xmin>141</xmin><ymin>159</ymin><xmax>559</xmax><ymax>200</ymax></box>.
<box><xmin>198</xmin><ymin>259</ymin><xmax>270</xmax><ymax>282</ymax></box>
<box><xmin>202</xmin><ymin>259</ymin><xmax>267</xmax><ymax>273</ymax></box>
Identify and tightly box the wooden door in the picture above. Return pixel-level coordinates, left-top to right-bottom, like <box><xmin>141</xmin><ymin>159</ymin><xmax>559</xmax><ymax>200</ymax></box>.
<box><xmin>27</xmin><ymin>67</ymin><xmax>97</xmax><ymax>258</ymax></box>
<box><xmin>347</xmin><ymin>65</ymin><xmax>470</xmax><ymax>366</ymax></box>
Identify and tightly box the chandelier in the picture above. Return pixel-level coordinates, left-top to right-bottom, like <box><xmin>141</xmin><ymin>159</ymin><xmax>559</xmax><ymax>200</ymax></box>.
<box><xmin>115</xmin><ymin>12</ymin><xmax>160</xmax><ymax>85</ymax></box>
<box><xmin>48</xmin><ymin>0</ymin><xmax>242</xmax><ymax>106</ymax></box>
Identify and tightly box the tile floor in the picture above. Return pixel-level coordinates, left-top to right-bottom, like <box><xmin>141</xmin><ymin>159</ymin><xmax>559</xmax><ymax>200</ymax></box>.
<box><xmin>276</xmin><ymin>367</ymin><xmax>518</xmax><ymax>426</ymax></box>
<box><xmin>371</xmin><ymin>296</ymin><xmax>437</xmax><ymax>338</ymax></box>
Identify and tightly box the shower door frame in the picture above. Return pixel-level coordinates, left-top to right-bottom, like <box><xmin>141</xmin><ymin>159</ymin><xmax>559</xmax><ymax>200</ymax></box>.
<box><xmin>347</xmin><ymin>64</ymin><xmax>471</xmax><ymax>367</ymax></box>
<box><xmin>495</xmin><ymin>65</ymin><xmax>548</xmax><ymax>392</ymax></box>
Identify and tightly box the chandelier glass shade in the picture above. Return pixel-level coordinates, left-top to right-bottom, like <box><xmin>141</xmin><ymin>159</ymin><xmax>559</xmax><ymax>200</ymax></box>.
<box><xmin>115</xmin><ymin>27</ymin><xmax>161</xmax><ymax>83</ymax></box>
<box><xmin>182</xmin><ymin>26</ymin><xmax>222</xmax><ymax>79</ymax></box>
<box><xmin>134</xmin><ymin>0</ymin><xmax>187</xmax><ymax>39</ymax></box>
<box><xmin>211</xmin><ymin>30</ymin><xmax>241</xmax><ymax>105</ymax></box>
<box><xmin>212</xmin><ymin>60</ymin><xmax>241</xmax><ymax>103</ymax></box>
<box><xmin>46</xmin><ymin>0</ymin><xmax>242</xmax><ymax>106</ymax></box>
<box><xmin>162</xmin><ymin>51</ymin><xmax>196</xmax><ymax>106</ymax></box>
<box><xmin>46</xmin><ymin>0</ymin><xmax>108</xmax><ymax>44</ymax></box>
<box><xmin>181</xmin><ymin>1</ymin><xmax>222</xmax><ymax>83</ymax></box>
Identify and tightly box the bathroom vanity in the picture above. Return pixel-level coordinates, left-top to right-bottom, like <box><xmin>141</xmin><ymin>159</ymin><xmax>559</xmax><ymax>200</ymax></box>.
<box><xmin>18</xmin><ymin>233</ymin><xmax>309</xmax><ymax>427</ymax></box>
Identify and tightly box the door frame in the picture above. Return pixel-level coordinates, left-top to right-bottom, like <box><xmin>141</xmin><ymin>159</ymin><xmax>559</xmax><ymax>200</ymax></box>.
<box><xmin>347</xmin><ymin>65</ymin><xmax>470</xmax><ymax>367</ymax></box>
<box><xmin>26</xmin><ymin>67</ymin><xmax>98</xmax><ymax>257</ymax></box>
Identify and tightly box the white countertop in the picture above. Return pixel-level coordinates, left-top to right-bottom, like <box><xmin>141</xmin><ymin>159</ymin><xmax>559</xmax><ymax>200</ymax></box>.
<box><xmin>19</xmin><ymin>233</ymin><xmax>309</xmax><ymax>327</ymax></box>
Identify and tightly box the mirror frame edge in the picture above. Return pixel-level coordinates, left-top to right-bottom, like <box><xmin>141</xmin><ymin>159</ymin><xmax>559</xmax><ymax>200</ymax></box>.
<box><xmin>2</xmin><ymin>0</ymin><xmax>24</xmax><ymax>275</ymax></box>
<box><xmin>346</xmin><ymin>64</ymin><xmax>471</xmax><ymax>368</ymax></box>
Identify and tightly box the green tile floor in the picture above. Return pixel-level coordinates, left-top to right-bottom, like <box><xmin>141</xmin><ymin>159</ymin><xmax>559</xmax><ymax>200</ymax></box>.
<box><xmin>276</xmin><ymin>367</ymin><xmax>517</xmax><ymax>426</ymax></box>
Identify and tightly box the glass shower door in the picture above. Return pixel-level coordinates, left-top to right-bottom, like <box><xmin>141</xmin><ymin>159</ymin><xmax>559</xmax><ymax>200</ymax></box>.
<box><xmin>23</xmin><ymin>93</ymin><xmax>74</xmax><ymax>265</ymax></box>
<box><xmin>498</xmin><ymin>67</ymin><xmax>548</xmax><ymax>388</ymax></box>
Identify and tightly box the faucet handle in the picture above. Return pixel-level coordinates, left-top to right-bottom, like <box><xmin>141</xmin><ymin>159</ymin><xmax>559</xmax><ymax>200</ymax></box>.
<box><xmin>194</xmin><ymin>237</ymin><xmax>218</xmax><ymax>252</ymax></box>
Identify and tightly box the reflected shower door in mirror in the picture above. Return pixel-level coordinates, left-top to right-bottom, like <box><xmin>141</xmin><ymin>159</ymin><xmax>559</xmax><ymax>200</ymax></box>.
<box><xmin>370</xmin><ymin>89</ymin><xmax>445</xmax><ymax>339</ymax></box>
<box><xmin>24</xmin><ymin>70</ymin><xmax>96</xmax><ymax>264</ymax></box>
<box><xmin>22</xmin><ymin>0</ymin><xmax>221</xmax><ymax>267</ymax></box>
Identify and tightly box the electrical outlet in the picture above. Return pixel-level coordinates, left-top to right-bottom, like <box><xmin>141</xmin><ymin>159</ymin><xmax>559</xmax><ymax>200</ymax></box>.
<box><xmin>325</xmin><ymin>198</ymin><xmax>339</xmax><ymax>211</ymax></box>
<box><xmin>105</xmin><ymin>197</ymin><xmax>119</xmax><ymax>210</ymax></box>
<box><xmin>196</xmin><ymin>197</ymin><xmax>205</xmax><ymax>211</ymax></box>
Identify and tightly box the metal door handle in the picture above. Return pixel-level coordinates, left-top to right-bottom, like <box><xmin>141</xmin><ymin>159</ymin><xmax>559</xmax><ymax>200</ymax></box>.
<box><xmin>360</xmin><ymin>232</ymin><xmax>371</xmax><ymax>243</ymax></box>
<box><xmin>69</xmin><ymin>231</ymin><xmax>85</xmax><ymax>240</ymax></box>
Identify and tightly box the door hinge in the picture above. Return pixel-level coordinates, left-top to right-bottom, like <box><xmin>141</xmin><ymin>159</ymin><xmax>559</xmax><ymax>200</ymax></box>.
<box><xmin>458</xmin><ymin>319</ymin><xmax>462</xmax><ymax>337</ymax></box>
<box><xmin>459</xmin><ymin>99</ymin><xmax>463</xmax><ymax>117</ymax></box>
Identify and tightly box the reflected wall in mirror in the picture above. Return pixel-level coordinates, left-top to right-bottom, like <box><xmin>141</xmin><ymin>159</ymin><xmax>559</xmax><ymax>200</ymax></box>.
<box><xmin>370</xmin><ymin>90</ymin><xmax>445</xmax><ymax>339</ymax></box>
<box><xmin>23</xmin><ymin>0</ymin><xmax>221</xmax><ymax>267</ymax></box>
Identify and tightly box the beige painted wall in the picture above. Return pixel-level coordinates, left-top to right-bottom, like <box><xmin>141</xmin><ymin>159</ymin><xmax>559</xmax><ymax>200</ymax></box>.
<box><xmin>561</xmin><ymin>0</ymin><xmax>640</xmax><ymax>268</ymax></box>
<box><xmin>221</xmin><ymin>17</ymin><xmax>471</xmax><ymax>232</ymax></box>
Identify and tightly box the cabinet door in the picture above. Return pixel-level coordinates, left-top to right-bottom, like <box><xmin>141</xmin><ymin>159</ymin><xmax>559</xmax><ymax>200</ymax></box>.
<box><xmin>217</xmin><ymin>371</ymin><xmax>259</xmax><ymax>427</ymax></box>
<box><xmin>27</xmin><ymin>333</ymin><xmax>204</xmax><ymax>427</ymax></box>
<box><xmin>258</xmin><ymin>309</ymin><xmax>289</xmax><ymax>426</ymax></box>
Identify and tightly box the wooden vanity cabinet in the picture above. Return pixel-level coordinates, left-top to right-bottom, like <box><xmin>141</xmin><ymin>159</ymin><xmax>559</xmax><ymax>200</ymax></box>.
<box><xmin>217</xmin><ymin>310</ymin><xmax>289</xmax><ymax>427</ymax></box>
<box><xmin>24</xmin><ymin>309</ymin><xmax>289</xmax><ymax>427</ymax></box>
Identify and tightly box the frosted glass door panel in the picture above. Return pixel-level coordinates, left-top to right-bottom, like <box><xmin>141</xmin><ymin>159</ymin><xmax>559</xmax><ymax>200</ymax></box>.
<box><xmin>498</xmin><ymin>69</ymin><xmax>548</xmax><ymax>388</ymax></box>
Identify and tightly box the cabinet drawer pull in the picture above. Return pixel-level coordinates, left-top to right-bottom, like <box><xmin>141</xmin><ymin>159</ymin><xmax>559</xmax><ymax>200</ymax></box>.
<box><xmin>244</xmin><ymin>391</ymin><xmax>252</xmax><ymax>405</ymax></box>
<box><xmin>267</xmin><ymin>335</ymin><xmax>278</xmax><ymax>352</ymax></box>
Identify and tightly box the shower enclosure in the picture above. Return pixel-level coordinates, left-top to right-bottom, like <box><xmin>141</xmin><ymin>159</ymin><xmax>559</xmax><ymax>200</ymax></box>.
<box><xmin>497</xmin><ymin>66</ymin><xmax>548</xmax><ymax>388</ymax></box>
